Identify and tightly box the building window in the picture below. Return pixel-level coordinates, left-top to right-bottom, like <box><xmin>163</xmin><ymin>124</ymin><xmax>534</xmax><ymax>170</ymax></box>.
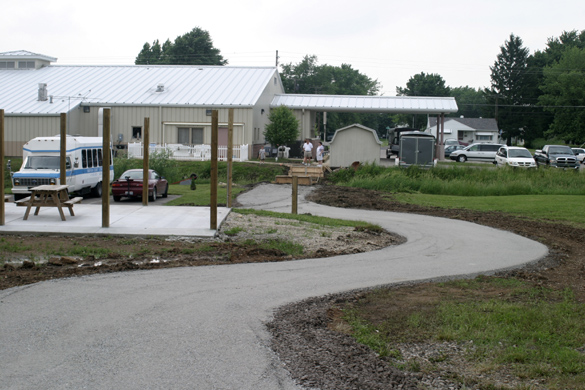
<box><xmin>477</xmin><ymin>135</ymin><xmax>493</xmax><ymax>141</ymax></box>
<box><xmin>132</xmin><ymin>127</ymin><xmax>142</xmax><ymax>140</ymax></box>
<box><xmin>178</xmin><ymin>127</ymin><xmax>204</xmax><ymax>145</ymax></box>
<box><xmin>18</xmin><ymin>61</ymin><xmax>35</xmax><ymax>69</ymax></box>
<box><xmin>0</xmin><ymin>61</ymin><xmax>15</xmax><ymax>69</ymax></box>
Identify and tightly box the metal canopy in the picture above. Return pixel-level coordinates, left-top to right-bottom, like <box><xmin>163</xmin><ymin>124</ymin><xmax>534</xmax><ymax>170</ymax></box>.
<box><xmin>271</xmin><ymin>94</ymin><xmax>458</xmax><ymax>114</ymax></box>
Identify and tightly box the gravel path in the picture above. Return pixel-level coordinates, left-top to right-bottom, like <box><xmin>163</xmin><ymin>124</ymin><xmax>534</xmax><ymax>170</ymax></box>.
<box><xmin>0</xmin><ymin>184</ymin><xmax>547</xmax><ymax>389</ymax></box>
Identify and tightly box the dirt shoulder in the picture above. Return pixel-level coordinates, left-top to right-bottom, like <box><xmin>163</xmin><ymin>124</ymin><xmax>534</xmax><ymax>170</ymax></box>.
<box><xmin>0</xmin><ymin>199</ymin><xmax>402</xmax><ymax>290</ymax></box>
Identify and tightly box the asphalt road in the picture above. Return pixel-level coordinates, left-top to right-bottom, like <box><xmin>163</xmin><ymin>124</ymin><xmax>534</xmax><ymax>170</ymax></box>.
<box><xmin>0</xmin><ymin>184</ymin><xmax>548</xmax><ymax>390</ymax></box>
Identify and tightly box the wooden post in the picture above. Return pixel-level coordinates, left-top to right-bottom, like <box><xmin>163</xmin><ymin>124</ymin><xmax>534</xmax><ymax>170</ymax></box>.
<box><xmin>60</xmin><ymin>113</ymin><xmax>67</xmax><ymax>189</ymax></box>
<box><xmin>227</xmin><ymin>108</ymin><xmax>233</xmax><ymax>208</ymax></box>
<box><xmin>142</xmin><ymin>118</ymin><xmax>150</xmax><ymax>205</ymax></box>
<box><xmin>102</xmin><ymin>108</ymin><xmax>111</xmax><ymax>227</ymax></box>
<box><xmin>0</xmin><ymin>109</ymin><xmax>4</xmax><ymax>225</ymax></box>
<box><xmin>292</xmin><ymin>176</ymin><xmax>298</xmax><ymax>214</ymax></box>
<box><xmin>210</xmin><ymin>110</ymin><xmax>218</xmax><ymax>230</ymax></box>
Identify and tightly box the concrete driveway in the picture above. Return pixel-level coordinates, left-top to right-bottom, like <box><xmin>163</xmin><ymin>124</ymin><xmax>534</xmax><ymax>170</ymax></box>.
<box><xmin>0</xmin><ymin>184</ymin><xmax>548</xmax><ymax>390</ymax></box>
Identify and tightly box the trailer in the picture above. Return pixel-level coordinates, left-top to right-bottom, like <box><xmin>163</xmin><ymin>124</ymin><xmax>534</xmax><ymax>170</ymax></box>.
<box><xmin>11</xmin><ymin>135</ymin><xmax>114</xmax><ymax>200</ymax></box>
<box><xmin>398</xmin><ymin>131</ymin><xmax>436</xmax><ymax>168</ymax></box>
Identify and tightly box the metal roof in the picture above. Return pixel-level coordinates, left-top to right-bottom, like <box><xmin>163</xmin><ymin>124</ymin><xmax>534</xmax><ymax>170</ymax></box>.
<box><xmin>0</xmin><ymin>50</ymin><xmax>57</xmax><ymax>62</ymax></box>
<box><xmin>429</xmin><ymin>117</ymin><xmax>498</xmax><ymax>130</ymax></box>
<box><xmin>0</xmin><ymin>65</ymin><xmax>281</xmax><ymax>115</ymax></box>
<box><xmin>271</xmin><ymin>94</ymin><xmax>458</xmax><ymax>114</ymax></box>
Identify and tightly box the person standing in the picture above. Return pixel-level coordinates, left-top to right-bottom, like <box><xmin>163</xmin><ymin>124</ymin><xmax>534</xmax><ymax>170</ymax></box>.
<box><xmin>258</xmin><ymin>147</ymin><xmax>266</xmax><ymax>163</ymax></box>
<box><xmin>316</xmin><ymin>141</ymin><xmax>324</xmax><ymax>167</ymax></box>
<box><xmin>302</xmin><ymin>139</ymin><xmax>313</xmax><ymax>165</ymax></box>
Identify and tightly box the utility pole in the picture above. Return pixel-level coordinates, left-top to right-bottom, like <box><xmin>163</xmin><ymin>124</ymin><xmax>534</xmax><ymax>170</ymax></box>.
<box><xmin>275</xmin><ymin>50</ymin><xmax>279</xmax><ymax>67</ymax></box>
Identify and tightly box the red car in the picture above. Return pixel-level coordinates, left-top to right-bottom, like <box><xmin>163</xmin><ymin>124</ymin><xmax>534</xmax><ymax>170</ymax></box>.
<box><xmin>111</xmin><ymin>169</ymin><xmax>168</xmax><ymax>202</ymax></box>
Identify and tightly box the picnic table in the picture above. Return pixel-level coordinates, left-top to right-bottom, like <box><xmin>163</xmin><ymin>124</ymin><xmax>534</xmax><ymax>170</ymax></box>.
<box><xmin>16</xmin><ymin>185</ymin><xmax>83</xmax><ymax>221</ymax></box>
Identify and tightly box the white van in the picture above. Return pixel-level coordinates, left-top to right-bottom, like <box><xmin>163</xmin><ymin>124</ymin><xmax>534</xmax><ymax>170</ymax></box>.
<box><xmin>11</xmin><ymin>135</ymin><xmax>114</xmax><ymax>200</ymax></box>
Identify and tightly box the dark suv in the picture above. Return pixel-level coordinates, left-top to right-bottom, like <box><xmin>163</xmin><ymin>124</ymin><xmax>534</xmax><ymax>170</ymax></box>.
<box><xmin>449</xmin><ymin>143</ymin><xmax>503</xmax><ymax>163</ymax></box>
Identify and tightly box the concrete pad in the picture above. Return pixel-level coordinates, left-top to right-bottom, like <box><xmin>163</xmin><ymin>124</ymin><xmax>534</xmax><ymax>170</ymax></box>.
<box><xmin>0</xmin><ymin>203</ymin><xmax>229</xmax><ymax>237</ymax></box>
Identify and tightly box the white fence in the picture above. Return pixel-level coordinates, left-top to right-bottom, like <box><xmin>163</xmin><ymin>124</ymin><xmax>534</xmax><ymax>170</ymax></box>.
<box><xmin>127</xmin><ymin>143</ymin><xmax>249</xmax><ymax>161</ymax></box>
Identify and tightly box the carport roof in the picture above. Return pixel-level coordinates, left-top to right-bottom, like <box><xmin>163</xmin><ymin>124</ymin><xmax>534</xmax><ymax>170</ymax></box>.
<box><xmin>271</xmin><ymin>94</ymin><xmax>458</xmax><ymax>114</ymax></box>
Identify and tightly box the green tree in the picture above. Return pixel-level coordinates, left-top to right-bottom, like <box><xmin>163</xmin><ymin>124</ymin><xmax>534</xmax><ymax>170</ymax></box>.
<box><xmin>264</xmin><ymin>106</ymin><xmax>300</xmax><ymax>147</ymax></box>
<box><xmin>280</xmin><ymin>55</ymin><xmax>380</xmax><ymax>138</ymax></box>
<box><xmin>448</xmin><ymin>86</ymin><xmax>485</xmax><ymax>118</ymax></box>
<box><xmin>135</xmin><ymin>27</ymin><xmax>227</xmax><ymax>65</ymax></box>
<box><xmin>539</xmin><ymin>47</ymin><xmax>585</xmax><ymax>143</ymax></box>
<box><xmin>484</xmin><ymin>34</ymin><xmax>531</xmax><ymax>144</ymax></box>
<box><xmin>396</xmin><ymin>72</ymin><xmax>451</xmax><ymax>129</ymax></box>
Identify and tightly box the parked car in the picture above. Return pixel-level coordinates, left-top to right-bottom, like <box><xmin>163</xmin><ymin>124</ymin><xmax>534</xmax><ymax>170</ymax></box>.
<box><xmin>534</xmin><ymin>145</ymin><xmax>580</xmax><ymax>169</ymax></box>
<box><xmin>571</xmin><ymin>148</ymin><xmax>585</xmax><ymax>164</ymax></box>
<box><xmin>444</xmin><ymin>144</ymin><xmax>465</xmax><ymax>158</ymax></box>
<box><xmin>444</xmin><ymin>139</ymin><xmax>460</xmax><ymax>146</ymax></box>
<box><xmin>111</xmin><ymin>169</ymin><xmax>168</xmax><ymax>202</ymax></box>
<box><xmin>494</xmin><ymin>146</ymin><xmax>536</xmax><ymax>168</ymax></box>
<box><xmin>449</xmin><ymin>143</ymin><xmax>503</xmax><ymax>163</ymax></box>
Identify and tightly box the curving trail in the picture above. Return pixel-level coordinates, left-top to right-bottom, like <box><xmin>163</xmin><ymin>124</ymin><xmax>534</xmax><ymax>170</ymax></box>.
<box><xmin>0</xmin><ymin>184</ymin><xmax>547</xmax><ymax>390</ymax></box>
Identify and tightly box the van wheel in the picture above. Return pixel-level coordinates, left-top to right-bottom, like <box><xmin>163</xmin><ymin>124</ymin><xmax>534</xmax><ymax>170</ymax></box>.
<box><xmin>149</xmin><ymin>188</ymin><xmax>157</xmax><ymax>202</ymax></box>
<box><xmin>92</xmin><ymin>182</ymin><xmax>102</xmax><ymax>197</ymax></box>
<box><xmin>113</xmin><ymin>196</ymin><xmax>121</xmax><ymax>202</ymax></box>
<box><xmin>457</xmin><ymin>155</ymin><xmax>467</xmax><ymax>163</ymax></box>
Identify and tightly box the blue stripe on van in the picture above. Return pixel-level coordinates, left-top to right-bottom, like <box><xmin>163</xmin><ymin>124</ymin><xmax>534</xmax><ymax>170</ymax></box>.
<box><xmin>13</xmin><ymin>166</ymin><xmax>114</xmax><ymax>178</ymax></box>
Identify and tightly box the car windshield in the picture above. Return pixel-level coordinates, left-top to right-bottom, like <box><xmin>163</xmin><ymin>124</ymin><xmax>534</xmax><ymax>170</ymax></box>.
<box><xmin>549</xmin><ymin>146</ymin><xmax>572</xmax><ymax>154</ymax></box>
<box><xmin>508</xmin><ymin>149</ymin><xmax>533</xmax><ymax>158</ymax></box>
<box><xmin>24</xmin><ymin>156</ymin><xmax>71</xmax><ymax>169</ymax></box>
<box><xmin>120</xmin><ymin>170</ymin><xmax>145</xmax><ymax>180</ymax></box>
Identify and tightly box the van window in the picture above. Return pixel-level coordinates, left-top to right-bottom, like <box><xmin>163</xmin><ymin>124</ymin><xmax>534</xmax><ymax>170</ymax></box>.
<box><xmin>82</xmin><ymin>150</ymin><xmax>88</xmax><ymax>168</ymax></box>
<box><xmin>97</xmin><ymin>149</ymin><xmax>103</xmax><ymax>167</ymax></box>
<box><xmin>481</xmin><ymin>144</ymin><xmax>500</xmax><ymax>152</ymax></box>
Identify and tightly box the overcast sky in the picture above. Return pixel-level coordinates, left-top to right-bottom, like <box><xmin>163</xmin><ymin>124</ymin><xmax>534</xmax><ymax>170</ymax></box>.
<box><xmin>3</xmin><ymin>0</ymin><xmax>584</xmax><ymax>96</ymax></box>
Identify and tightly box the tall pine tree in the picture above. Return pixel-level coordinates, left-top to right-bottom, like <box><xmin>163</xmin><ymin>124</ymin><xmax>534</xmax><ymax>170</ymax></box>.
<box><xmin>484</xmin><ymin>34</ymin><xmax>531</xmax><ymax>145</ymax></box>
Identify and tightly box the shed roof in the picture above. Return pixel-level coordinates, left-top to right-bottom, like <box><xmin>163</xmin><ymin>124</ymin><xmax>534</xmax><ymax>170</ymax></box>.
<box><xmin>0</xmin><ymin>64</ymin><xmax>281</xmax><ymax>115</ymax></box>
<box><xmin>271</xmin><ymin>94</ymin><xmax>458</xmax><ymax>114</ymax></box>
<box><xmin>330</xmin><ymin>123</ymin><xmax>382</xmax><ymax>145</ymax></box>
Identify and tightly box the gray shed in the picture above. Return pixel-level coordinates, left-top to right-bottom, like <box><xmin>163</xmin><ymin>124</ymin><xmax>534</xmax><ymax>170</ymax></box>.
<box><xmin>329</xmin><ymin>124</ymin><xmax>381</xmax><ymax>168</ymax></box>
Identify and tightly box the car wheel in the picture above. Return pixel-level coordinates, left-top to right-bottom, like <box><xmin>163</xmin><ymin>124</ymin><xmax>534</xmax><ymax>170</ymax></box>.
<box><xmin>162</xmin><ymin>184</ymin><xmax>168</xmax><ymax>198</ymax></box>
<box><xmin>92</xmin><ymin>182</ymin><xmax>102</xmax><ymax>197</ymax></box>
<box><xmin>113</xmin><ymin>195</ymin><xmax>121</xmax><ymax>202</ymax></box>
<box><xmin>457</xmin><ymin>155</ymin><xmax>467</xmax><ymax>163</ymax></box>
<box><xmin>149</xmin><ymin>187</ymin><xmax>157</xmax><ymax>202</ymax></box>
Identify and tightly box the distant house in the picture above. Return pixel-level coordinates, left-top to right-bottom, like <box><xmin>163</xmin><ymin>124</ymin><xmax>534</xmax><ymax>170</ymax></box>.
<box><xmin>427</xmin><ymin>117</ymin><xmax>499</xmax><ymax>144</ymax></box>
<box><xmin>329</xmin><ymin>124</ymin><xmax>381</xmax><ymax>168</ymax></box>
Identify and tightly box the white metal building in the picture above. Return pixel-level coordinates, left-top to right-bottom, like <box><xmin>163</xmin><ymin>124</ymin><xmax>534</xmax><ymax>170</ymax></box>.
<box><xmin>1</xmin><ymin>51</ymin><xmax>459</xmax><ymax>158</ymax></box>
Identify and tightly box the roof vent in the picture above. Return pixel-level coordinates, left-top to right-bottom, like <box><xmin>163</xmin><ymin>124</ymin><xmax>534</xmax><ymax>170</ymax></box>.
<box><xmin>156</xmin><ymin>83</ymin><xmax>164</xmax><ymax>92</ymax></box>
<box><xmin>38</xmin><ymin>83</ymin><xmax>48</xmax><ymax>101</ymax></box>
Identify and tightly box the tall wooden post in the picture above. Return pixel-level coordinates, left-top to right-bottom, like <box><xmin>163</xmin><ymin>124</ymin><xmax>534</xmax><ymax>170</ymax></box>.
<box><xmin>292</xmin><ymin>176</ymin><xmax>298</xmax><ymax>214</ymax></box>
<box><xmin>0</xmin><ymin>109</ymin><xmax>5</xmax><ymax>225</ymax></box>
<box><xmin>227</xmin><ymin>108</ymin><xmax>234</xmax><ymax>208</ymax></box>
<box><xmin>60</xmin><ymin>113</ymin><xmax>67</xmax><ymax>190</ymax></box>
<box><xmin>210</xmin><ymin>110</ymin><xmax>218</xmax><ymax>230</ymax></box>
<box><xmin>102</xmin><ymin>108</ymin><xmax>111</xmax><ymax>228</ymax></box>
<box><xmin>142</xmin><ymin>118</ymin><xmax>150</xmax><ymax>205</ymax></box>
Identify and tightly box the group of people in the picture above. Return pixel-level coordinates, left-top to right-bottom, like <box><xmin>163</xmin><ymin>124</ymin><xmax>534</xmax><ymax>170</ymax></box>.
<box><xmin>259</xmin><ymin>139</ymin><xmax>325</xmax><ymax>166</ymax></box>
<box><xmin>303</xmin><ymin>139</ymin><xmax>324</xmax><ymax>166</ymax></box>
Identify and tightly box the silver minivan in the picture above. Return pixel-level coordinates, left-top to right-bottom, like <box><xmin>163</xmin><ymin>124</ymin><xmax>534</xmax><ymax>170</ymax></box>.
<box><xmin>449</xmin><ymin>143</ymin><xmax>503</xmax><ymax>163</ymax></box>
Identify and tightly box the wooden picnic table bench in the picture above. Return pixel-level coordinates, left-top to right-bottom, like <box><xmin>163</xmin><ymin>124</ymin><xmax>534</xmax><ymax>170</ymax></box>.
<box><xmin>15</xmin><ymin>185</ymin><xmax>82</xmax><ymax>221</ymax></box>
